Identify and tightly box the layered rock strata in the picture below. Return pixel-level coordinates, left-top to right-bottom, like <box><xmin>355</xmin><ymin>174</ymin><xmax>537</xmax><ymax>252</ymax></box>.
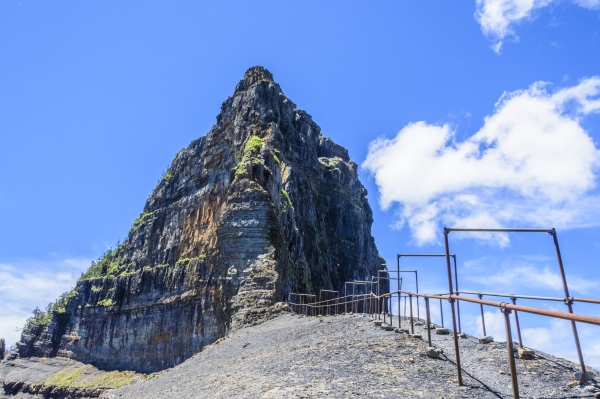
<box><xmin>17</xmin><ymin>66</ymin><xmax>387</xmax><ymax>373</ymax></box>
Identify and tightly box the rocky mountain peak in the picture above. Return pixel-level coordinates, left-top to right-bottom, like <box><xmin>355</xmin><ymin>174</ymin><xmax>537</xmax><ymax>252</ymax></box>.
<box><xmin>234</xmin><ymin>65</ymin><xmax>276</xmax><ymax>93</ymax></box>
<box><xmin>16</xmin><ymin>67</ymin><xmax>386</xmax><ymax>373</ymax></box>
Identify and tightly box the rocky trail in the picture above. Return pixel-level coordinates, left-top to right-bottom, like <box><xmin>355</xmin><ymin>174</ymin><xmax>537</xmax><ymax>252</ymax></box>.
<box><xmin>4</xmin><ymin>312</ymin><xmax>594</xmax><ymax>399</ymax></box>
<box><xmin>109</xmin><ymin>313</ymin><xmax>598</xmax><ymax>399</ymax></box>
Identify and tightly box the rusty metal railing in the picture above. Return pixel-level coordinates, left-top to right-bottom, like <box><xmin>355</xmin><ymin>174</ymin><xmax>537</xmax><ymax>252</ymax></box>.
<box><xmin>287</xmin><ymin>227</ymin><xmax>599</xmax><ymax>399</ymax></box>
<box><xmin>288</xmin><ymin>227</ymin><xmax>600</xmax><ymax>398</ymax></box>
<box><xmin>398</xmin><ymin>254</ymin><xmax>460</xmax><ymax>332</ymax></box>
<box><xmin>458</xmin><ymin>290</ymin><xmax>600</xmax><ymax>349</ymax></box>
<box><xmin>288</xmin><ymin>288</ymin><xmax>600</xmax><ymax>399</ymax></box>
<box><xmin>444</xmin><ymin>227</ymin><xmax>589</xmax><ymax>386</ymax></box>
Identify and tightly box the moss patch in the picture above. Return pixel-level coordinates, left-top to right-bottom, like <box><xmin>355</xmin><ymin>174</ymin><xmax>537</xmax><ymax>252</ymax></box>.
<box><xmin>271</xmin><ymin>149</ymin><xmax>281</xmax><ymax>165</ymax></box>
<box><xmin>233</xmin><ymin>136</ymin><xmax>265</xmax><ymax>180</ymax></box>
<box><xmin>132</xmin><ymin>210</ymin><xmax>153</xmax><ymax>233</ymax></box>
<box><xmin>176</xmin><ymin>254</ymin><xmax>206</xmax><ymax>265</ymax></box>
<box><xmin>44</xmin><ymin>367</ymin><xmax>85</xmax><ymax>388</ymax></box>
<box><xmin>43</xmin><ymin>367</ymin><xmax>144</xmax><ymax>390</ymax></box>
<box><xmin>244</xmin><ymin>135</ymin><xmax>264</xmax><ymax>156</ymax></box>
<box><xmin>97</xmin><ymin>298</ymin><xmax>114</xmax><ymax>307</ymax></box>
<box><xmin>86</xmin><ymin>370</ymin><xmax>141</xmax><ymax>389</ymax></box>
<box><xmin>281</xmin><ymin>189</ymin><xmax>294</xmax><ymax>212</ymax></box>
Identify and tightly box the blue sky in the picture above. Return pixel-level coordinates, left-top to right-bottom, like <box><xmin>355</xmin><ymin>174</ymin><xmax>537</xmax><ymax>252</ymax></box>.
<box><xmin>1</xmin><ymin>1</ymin><xmax>600</xmax><ymax>366</ymax></box>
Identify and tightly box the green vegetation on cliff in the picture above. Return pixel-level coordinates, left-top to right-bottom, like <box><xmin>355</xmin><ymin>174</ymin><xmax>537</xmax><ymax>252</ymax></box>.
<box><xmin>43</xmin><ymin>366</ymin><xmax>145</xmax><ymax>389</ymax></box>
<box><xmin>80</xmin><ymin>248</ymin><xmax>125</xmax><ymax>280</ymax></box>
<box><xmin>132</xmin><ymin>210</ymin><xmax>153</xmax><ymax>233</ymax></box>
<box><xmin>281</xmin><ymin>189</ymin><xmax>294</xmax><ymax>212</ymax></box>
<box><xmin>22</xmin><ymin>286</ymin><xmax>78</xmax><ymax>329</ymax></box>
<box><xmin>244</xmin><ymin>135</ymin><xmax>264</xmax><ymax>155</ymax></box>
<box><xmin>234</xmin><ymin>135</ymin><xmax>265</xmax><ymax>179</ymax></box>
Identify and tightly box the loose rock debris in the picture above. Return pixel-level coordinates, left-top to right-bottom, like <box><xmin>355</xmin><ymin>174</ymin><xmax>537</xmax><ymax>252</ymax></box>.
<box><xmin>98</xmin><ymin>314</ymin><xmax>600</xmax><ymax>398</ymax></box>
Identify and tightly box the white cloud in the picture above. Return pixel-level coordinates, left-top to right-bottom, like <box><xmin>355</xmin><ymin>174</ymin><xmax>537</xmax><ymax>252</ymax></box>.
<box><xmin>0</xmin><ymin>258</ymin><xmax>90</xmax><ymax>348</ymax></box>
<box><xmin>467</xmin><ymin>263</ymin><xmax>599</xmax><ymax>295</ymax></box>
<box><xmin>573</xmin><ymin>0</ymin><xmax>600</xmax><ymax>9</ymax></box>
<box><xmin>475</xmin><ymin>0</ymin><xmax>600</xmax><ymax>53</ymax></box>
<box><xmin>363</xmin><ymin>77</ymin><xmax>600</xmax><ymax>246</ymax></box>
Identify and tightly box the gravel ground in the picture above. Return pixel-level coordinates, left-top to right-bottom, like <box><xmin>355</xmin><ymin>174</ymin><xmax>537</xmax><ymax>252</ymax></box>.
<box><xmin>105</xmin><ymin>313</ymin><xmax>600</xmax><ymax>399</ymax></box>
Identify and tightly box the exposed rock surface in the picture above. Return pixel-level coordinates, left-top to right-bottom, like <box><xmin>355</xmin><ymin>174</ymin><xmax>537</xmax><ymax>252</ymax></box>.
<box><xmin>16</xmin><ymin>66</ymin><xmax>386</xmax><ymax>373</ymax></box>
<box><xmin>101</xmin><ymin>314</ymin><xmax>600</xmax><ymax>398</ymax></box>
<box><xmin>6</xmin><ymin>313</ymin><xmax>599</xmax><ymax>398</ymax></box>
<box><xmin>0</xmin><ymin>356</ymin><xmax>147</xmax><ymax>399</ymax></box>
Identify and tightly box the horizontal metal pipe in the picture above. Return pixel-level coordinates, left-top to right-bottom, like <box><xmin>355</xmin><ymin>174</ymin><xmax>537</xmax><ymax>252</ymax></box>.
<box><xmin>397</xmin><ymin>254</ymin><xmax>456</xmax><ymax>258</ymax></box>
<box><xmin>293</xmin><ymin>289</ymin><xmax>600</xmax><ymax>316</ymax></box>
<box><xmin>573</xmin><ymin>297</ymin><xmax>600</xmax><ymax>305</ymax></box>
<box><xmin>459</xmin><ymin>291</ymin><xmax>565</xmax><ymax>302</ymax></box>
<box><xmin>459</xmin><ymin>291</ymin><xmax>600</xmax><ymax>305</ymax></box>
<box><xmin>427</xmin><ymin>294</ymin><xmax>600</xmax><ymax>327</ymax></box>
<box><xmin>373</xmin><ymin>290</ymin><xmax>600</xmax><ymax>325</ymax></box>
<box><xmin>302</xmin><ymin>293</ymin><xmax>373</xmax><ymax>306</ymax></box>
<box><xmin>446</xmin><ymin>228</ymin><xmax>552</xmax><ymax>233</ymax></box>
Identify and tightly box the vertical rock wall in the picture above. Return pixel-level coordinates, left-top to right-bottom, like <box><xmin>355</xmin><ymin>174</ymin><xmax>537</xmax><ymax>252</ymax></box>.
<box><xmin>18</xmin><ymin>67</ymin><xmax>387</xmax><ymax>373</ymax></box>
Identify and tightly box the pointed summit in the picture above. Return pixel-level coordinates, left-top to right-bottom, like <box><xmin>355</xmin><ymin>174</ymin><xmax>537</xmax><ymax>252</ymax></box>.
<box><xmin>18</xmin><ymin>67</ymin><xmax>387</xmax><ymax>373</ymax></box>
<box><xmin>242</xmin><ymin>65</ymin><xmax>274</xmax><ymax>86</ymax></box>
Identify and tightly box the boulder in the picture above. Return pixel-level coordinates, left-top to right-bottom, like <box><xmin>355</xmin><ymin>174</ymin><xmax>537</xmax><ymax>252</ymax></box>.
<box><xmin>426</xmin><ymin>347</ymin><xmax>439</xmax><ymax>359</ymax></box>
<box><xmin>573</xmin><ymin>371</ymin><xmax>596</xmax><ymax>382</ymax></box>
<box><xmin>517</xmin><ymin>347</ymin><xmax>535</xmax><ymax>359</ymax></box>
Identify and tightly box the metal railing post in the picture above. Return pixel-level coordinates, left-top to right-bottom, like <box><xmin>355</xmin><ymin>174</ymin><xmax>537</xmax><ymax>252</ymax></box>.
<box><xmin>551</xmin><ymin>228</ymin><xmax>587</xmax><ymax>383</ymax></box>
<box><xmin>383</xmin><ymin>294</ymin><xmax>387</xmax><ymax>325</ymax></box>
<box><xmin>416</xmin><ymin>271</ymin><xmax>420</xmax><ymax>320</ymax></box>
<box><xmin>376</xmin><ymin>278</ymin><xmax>381</xmax><ymax>320</ymax></box>
<box><xmin>409</xmin><ymin>294</ymin><xmax>414</xmax><ymax>334</ymax></box>
<box><xmin>318</xmin><ymin>291</ymin><xmax>322</xmax><ymax>317</ymax></box>
<box><xmin>478</xmin><ymin>293</ymin><xmax>487</xmax><ymax>336</ymax></box>
<box><xmin>440</xmin><ymin>297</ymin><xmax>444</xmax><ymax>328</ymax></box>
<box><xmin>453</xmin><ymin>255</ymin><xmax>461</xmax><ymax>333</ymax></box>
<box><xmin>502</xmin><ymin>305</ymin><xmax>520</xmax><ymax>399</ymax></box>
<box><xmin>511</xmin><ymin>295</ymin><xmax>523</xmax><ymax>348</ymax></box>
<box><xmin>444</xmin><ymin>228</ymin><xmax>463</xmax><ymax>386</ymax></box>
<box><xmin>397</xmin><ymin>256</ymin><xmax>401</xmax><ymax>328</ymax></box>
<box><xmin>425</xmin><ymin>296</ymin><xmax>432</xmax><ymax>347</ymax></box>
<box><xmin>345</xmin><ymin>283</ymin><xmax>348</xmax><ymax>314</ymax></box>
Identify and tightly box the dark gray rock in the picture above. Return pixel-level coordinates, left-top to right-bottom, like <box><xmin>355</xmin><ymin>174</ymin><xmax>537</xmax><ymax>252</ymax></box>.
<box><xmin>574</xmin><ymin>371</ymin><xmax>596</xmax><ymax>381</ymax></box>
<box><xmin>426</xmin><ymin>347</ymin><xmax>439</xmax><ymax>359</ymax></box>
<box><xmin>479</xmin><ymin>336</ymin><xmax>494</xmax><ymax>344</ymax></box>
<box><xmin>0</xmin><ymin>356</ymin><xmax>146</xmax><ymax>399</ymax></box>
<box><xmin>16</xmin><ymin>66</ymin><xmax>387</xmax><ymax>374</ymax></box>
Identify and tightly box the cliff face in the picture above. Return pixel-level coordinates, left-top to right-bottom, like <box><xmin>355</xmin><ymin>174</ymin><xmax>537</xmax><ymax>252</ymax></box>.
<box><xmin>18</xmin><ymin>67</ymin><xmax>386</xmax><ymax>373</ymax></box>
